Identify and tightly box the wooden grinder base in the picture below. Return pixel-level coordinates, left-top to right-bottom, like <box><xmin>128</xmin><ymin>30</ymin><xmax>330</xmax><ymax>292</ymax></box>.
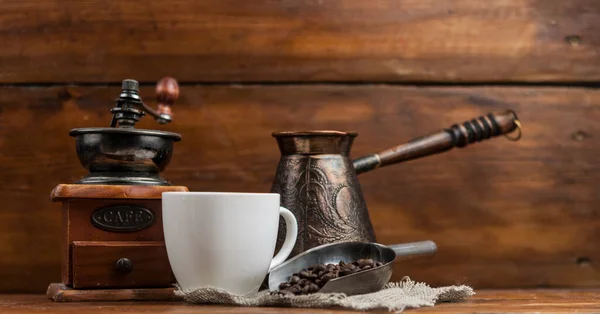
<box><xmin>48</xmin><ymin>184</ymin><xmax>188</xmax><ymax>302</ymax></box>
<box><xmin>47</xmin><ymin>283</ymin><xmax>182</xmax><ymax>302</ymax></box>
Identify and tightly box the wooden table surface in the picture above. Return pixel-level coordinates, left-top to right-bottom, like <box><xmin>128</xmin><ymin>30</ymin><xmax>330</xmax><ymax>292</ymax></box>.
<box><xmin>1</xmin><ymin>290</ymin><xmax>599</xmax><ymax>313</ymax></box>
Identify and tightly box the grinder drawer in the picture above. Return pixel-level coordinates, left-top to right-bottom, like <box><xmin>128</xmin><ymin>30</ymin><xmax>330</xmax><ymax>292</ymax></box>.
<box><xmin>71</xmin><ymin>241</ymin><xmax>172</xmax><ymax>289</ymax></box>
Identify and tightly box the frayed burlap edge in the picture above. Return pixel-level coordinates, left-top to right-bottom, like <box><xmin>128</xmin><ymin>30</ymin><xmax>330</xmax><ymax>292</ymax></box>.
<box><xmin>176</xmin><ymin>276</ymin><xmax>475</xmax><ymax>312</ymax></box>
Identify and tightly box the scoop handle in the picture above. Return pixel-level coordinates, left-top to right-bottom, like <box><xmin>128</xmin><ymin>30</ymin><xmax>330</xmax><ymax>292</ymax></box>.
<box><xmin>353</xmin><ymin>110</ymin><xmax>522</xmax><ymax>174</ymax></box>
<box><xmin>389</xmin><ymin>240</ymin><xmax>437</xmax><ymax>262</ymax></box>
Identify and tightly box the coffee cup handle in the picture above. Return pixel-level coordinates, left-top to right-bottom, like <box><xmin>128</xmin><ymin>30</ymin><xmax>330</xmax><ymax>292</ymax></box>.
<box><xmin>269</xmin><ymin>206</ymin><xmax>298</xmax><ymax>270</ymax></box>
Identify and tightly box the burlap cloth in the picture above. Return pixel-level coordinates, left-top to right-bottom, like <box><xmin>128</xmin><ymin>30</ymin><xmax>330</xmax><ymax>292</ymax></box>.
<box><xmin>176</xmin><ymin>276</ymin><xmax>475</xmax><ymax>312</ymax></box>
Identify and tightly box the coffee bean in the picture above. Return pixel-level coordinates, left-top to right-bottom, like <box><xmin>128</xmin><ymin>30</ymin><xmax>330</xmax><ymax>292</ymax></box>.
<box><xmin>302</xmin><ymin>285</ymin><xmax>312</xmax><ymax>294</ymax></box>
<box><xmin>279</xmin><ymin>290</ymin><xmax>295</xmax><ymax>297</ymax></box>
<box><xmin>344</xmin><ymin>263</ymin><xmax>357</xmax><ymax>271</ymax></box>
<box><xmin>298</xmin><ymin>278</ymin><xmax>309</xmax><ymax>287</ymax></box>
<box><xmin>289</xmin><ymin>275</ymin><xmax>300</xmax><ymax>284</ymax></box>
<box><xmin>357</xmin><ymin>259</ymin><xmax>374</xmax><ymax>267</ymax></box>
<box><xmin>276</xmin><ymin>257</ymin><xmax>387</xmax><ymax>295</ymax></box>
<box><xmin>279</xmin><ymin>282</ymin><xmax>291</xmax><ymax>289</ymax></box>
<box><xmin>321</xmin><ymin>273</ymin><xmax>333</xmax><ymax>283</ymax></box>
<box><xmin>341</xmin><ymin>265</ymin><xmax>359</xmax><ymax>276</ymax></box>
<box><xmin>308</xmin><ymin>283</ymin><xmax>320</xmax><ymax>292</ymax></box>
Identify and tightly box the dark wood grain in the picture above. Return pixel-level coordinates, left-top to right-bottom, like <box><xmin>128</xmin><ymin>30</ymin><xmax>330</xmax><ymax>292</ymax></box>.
<box><xmin>4</xmin><ymin>291</ymin><xmax>600</xmax><ymax>313</ymax></box>
<box><xmin>1</xmin><ymin>0</ymin><xmax>599</xmax><ymax>83</ymax></box>
<box><xmin>1</xmin><ymin>84</ymin><xmax>599</xmax><ymax>293</ymax></box>
<box><xmin>71</xmin><ymin>241</ymin><xmax>171</xmax><ymax>288</ymax></box>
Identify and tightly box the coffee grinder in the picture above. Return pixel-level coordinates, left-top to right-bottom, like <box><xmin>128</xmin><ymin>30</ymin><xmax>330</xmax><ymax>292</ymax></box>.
<box><xmin>47</xmin><ymin>77</ymin><xmax>188</xmax><ymax>302</ymax></box>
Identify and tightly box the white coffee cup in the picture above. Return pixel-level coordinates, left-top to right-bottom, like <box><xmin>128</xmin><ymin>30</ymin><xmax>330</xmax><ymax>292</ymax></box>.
<box><xmin>162</xmin><ymin>192</ymin><xmax>298</xmax><ymax>296</ymax></box>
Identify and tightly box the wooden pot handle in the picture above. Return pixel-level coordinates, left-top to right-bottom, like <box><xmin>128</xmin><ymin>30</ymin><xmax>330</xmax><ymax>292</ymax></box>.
<box><xmin>353</xmin><ymin>110</ymin><xmax>522</xmax><ymax>174</ymax></box>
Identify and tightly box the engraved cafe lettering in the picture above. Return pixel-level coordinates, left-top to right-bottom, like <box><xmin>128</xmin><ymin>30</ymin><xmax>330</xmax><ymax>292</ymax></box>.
<box><xmin>91</xmin><ymin>205</ymin><xmax>155</xmax><ymax>232</ymax></box>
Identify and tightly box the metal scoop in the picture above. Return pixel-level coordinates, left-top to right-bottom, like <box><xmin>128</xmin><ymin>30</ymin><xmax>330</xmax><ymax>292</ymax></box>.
<box><xmin>268</xmin><ymin>240</ymin><xmax>437</xmax><ymax>296</ymax></box>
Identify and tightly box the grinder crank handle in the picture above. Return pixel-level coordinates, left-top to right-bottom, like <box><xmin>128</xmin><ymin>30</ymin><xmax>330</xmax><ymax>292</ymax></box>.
<box><xmin>141</xmin><ymin>76</ymin><xmax>179</xmax><ymax>124</ymax></box>
<box><xmin>353</xmin><ymin>110</ymin><xmax>522</xmax><ymax>175</ymax></box>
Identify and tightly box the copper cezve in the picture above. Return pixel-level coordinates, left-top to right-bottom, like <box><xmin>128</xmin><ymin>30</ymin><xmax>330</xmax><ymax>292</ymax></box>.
<box><xmin>271</xmin><ymin>110</ymin><xmax>522</xmax><ymax>258</ymax></box>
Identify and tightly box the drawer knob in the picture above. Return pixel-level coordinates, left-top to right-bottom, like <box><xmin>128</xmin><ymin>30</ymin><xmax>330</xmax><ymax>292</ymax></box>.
<box><xmin>115</xmin><ymin>258</ymin><xmax>133</xmax><ymax>273</ymax></box>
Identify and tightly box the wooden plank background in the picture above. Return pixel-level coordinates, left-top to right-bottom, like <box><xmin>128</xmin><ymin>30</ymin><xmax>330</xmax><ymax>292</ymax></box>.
<box><xmin>1</xmin><ymin>0</ymin><xmax>599</xmax><ymax>83</ymax></box>
<box><xmin>1</xmin><ymin>85</ymin><xmax>599</xmax><ymax>292</ymax></box>
<box><xmin>1</xmin><ymin>0</ymin><xmax>599</xmax><ymax>293</ymax></box>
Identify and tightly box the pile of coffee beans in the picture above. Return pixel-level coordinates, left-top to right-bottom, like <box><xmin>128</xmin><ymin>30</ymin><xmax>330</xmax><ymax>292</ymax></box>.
<box><xmin>274</xmin><ymin>259</ymin><xmax>384</xmax><ymax>296</ymax></box>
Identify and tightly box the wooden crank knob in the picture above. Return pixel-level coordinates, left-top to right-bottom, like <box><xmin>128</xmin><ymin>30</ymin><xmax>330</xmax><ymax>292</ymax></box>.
<box><xmin>155</xmin><ymin>77</ymin><xmax>179</xmax><ymax>124</ymax></box>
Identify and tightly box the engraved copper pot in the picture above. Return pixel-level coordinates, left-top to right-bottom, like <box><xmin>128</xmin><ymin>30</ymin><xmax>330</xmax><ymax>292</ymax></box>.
<box><xmin>271</xmin><ymin>110</ymin><xmax>522</xmax><ymax>258</ymax></box>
